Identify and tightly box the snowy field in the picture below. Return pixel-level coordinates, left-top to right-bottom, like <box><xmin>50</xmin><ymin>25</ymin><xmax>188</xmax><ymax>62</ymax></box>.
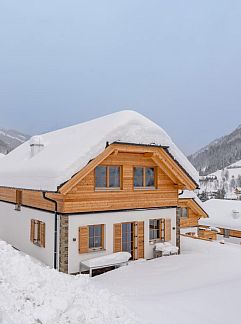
<box><xmin>95</xmin><ymin>237</ymin><xmax>241</xmax><ymax>324</ymax></box>
<box><xmin>0</xmin><ymin>241</ymin><xmax>137</xmax><ymax>324</ymax></box>
<box><xmin>1</xmin><ymin>238</ymin><xmax>241</xmax><ymax>324</ymax></box>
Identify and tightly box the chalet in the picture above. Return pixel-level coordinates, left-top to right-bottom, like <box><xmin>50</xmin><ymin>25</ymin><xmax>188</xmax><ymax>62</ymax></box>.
<box><xmin>199</xmin><ymin>199</ymin><xmax>241</xmax><ymax>244</ymax></box>
<box><xmin>179</xmin><ymin>190</ymin><xmax>208</xmax><ymax>236</ymax></box>
<box><xmin>0</xmin><ymin>110</ymin><xmax>199</xmax><ymax>274</ymax></box>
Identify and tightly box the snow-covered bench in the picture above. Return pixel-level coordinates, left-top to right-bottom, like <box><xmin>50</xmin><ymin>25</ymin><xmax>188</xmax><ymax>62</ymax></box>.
<box><xmin>79</xmin><ymin>252</ymin><xmax>131</xmax><ymax>277</ymax></box>
<box><xmin>154</xmin><ymin>242</ymin><xmax>179</xmax><ymax>257</ymax></box>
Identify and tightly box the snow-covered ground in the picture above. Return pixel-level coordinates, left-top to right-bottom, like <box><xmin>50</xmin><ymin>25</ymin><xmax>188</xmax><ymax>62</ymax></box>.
<box><xmin>95</xmin><ymin>237</ymin><xmax>241</xmax><ymax>324</ymax></box>
<box><xmin>0</xmin><ymin>241</ymin><xmax>137</xmax><ymax>324</ymax></box>
<box><xmin>2</xmin><ymin>237</ymin><xmax>241</xmax><ymax>324</ymax></box>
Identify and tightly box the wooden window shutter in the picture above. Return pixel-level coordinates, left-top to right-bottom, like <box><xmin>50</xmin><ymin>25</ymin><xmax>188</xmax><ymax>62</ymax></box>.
<box><xmin>159</xmin><ymin>219</ymin><xmax>165</xmax><ymax>241</ymax></box>
<box><xmin>137</xmin><ymin>221</ymin><xmax>144</xmax><ymax>259</ymax></box>
<box><xmin>79</xmin><ymin>226</ymin><xmax>89</xmax><ymax>253</ymax></box>
<box><xmin>164</xmin><ymin>218</ymin><xmax>172</xmax><ymax>242</ymax></box>
<box><xmin>39</xmin><ymin>222</ymin><xmax>46</xmax><ymax>248</ymax></box>
<box><xmin>101</xmin><ymin>224</ymin><xmax>105</xmax><ymax>249</ymax></box>
<box><xmin>113</xmin><ymin>223</ymin><xmax>122</xmax><ymax>253</ymax></box>
<box><xmin>30</xmin><ymin>219</ymin><xmax>35</xmax><ymax>242</ymax></box>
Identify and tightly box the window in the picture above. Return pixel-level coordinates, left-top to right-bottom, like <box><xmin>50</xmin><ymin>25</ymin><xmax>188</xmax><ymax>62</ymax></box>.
<box><xmin>224</xmin><ymin>229</ymin><xmax>230</xmax><ymax>238</ymax></box>
<box><xmin>15</xmin><ymin>190</ymin><xmax>22</xmax><ymax>211</ymax></box>
<box><xmin>149</xmin><ymin>219</ymin><xmax>160</xmax><ymax>240</ymax></box>
<box><xmin>149</xmin><ymin>218</ymin><xmax>166</xmax><ymax>241</ymax></box>
<box><xmin>95</xmin><ymin>166</ymin><xmax>121</xmax><ymax>189</ymax></box>
<box><xmin>30</xmin><ymin>219</ymin><xmax>45</xmax><ymax>247</ymax></box>
<box><xmin>177</xmin><ymin>207</ymin><xmax>188</xmax><ymax>218</ymax></box>
<box><xmin>89</xmin><ymin>224</ymin><xmax>104</xmax><ymax>249</ymax></box>
<box><xmin>134</xmin><ymin>167</ymin><xmax>155</xmax><ymax>189</ymax></box>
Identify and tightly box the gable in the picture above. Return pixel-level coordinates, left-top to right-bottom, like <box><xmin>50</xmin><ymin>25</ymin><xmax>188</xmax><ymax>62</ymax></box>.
<box><xmin>59</xmin><ymin>143</ymin><xmax>197</xmax><ymax>194</ymax></box>
<box><xmin>178</xmin><ymin>198</ymin><xmax>208</xmax><ymax>219</ymax></box>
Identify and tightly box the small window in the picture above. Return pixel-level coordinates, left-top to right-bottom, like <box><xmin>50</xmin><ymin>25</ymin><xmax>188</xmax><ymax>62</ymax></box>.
<box><xmin>149</xmin><ymin>219</ymin><xmax>160</xmax><ymax>240</ymax></box>
<box><xmin>134</xmin><ymin>167</ymin><xmax>155</xmax><ymax>189</ymax></box>
<box><xmin>224</xmin><ymin>229</ymin><xmax>230</xmax><ymax>238</ymax></box>
<box><xmin>95</xmin><ymin>166</ymin><xmax>121</xmax><ymax>189</ymax></box>
<box><xmin>15</xmin><ymin>190</ymin><xmax>22</xmax><ymax>211</ymax></box>
<box><xmin>149</xmin><ymin>218</ymin><xmax>165</xmax><ymax>241</ymax></box>
<box><xmin>177</xmin><ymin>207</ymin><xmax>188</xmax><ymax>218</ymax></box>
<box><xmin>30</xmin><ymin>219</ymin><xmax>45</xmax><ymax>247</ymax></box>
<box><xmin>89</xmin><ymin>224</ymin><xmax>104</xmax><ymax>249</ymax></box>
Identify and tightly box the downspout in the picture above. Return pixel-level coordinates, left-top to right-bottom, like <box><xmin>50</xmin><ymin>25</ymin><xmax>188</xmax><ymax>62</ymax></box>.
<box><xmin>42</xmin><ymin>192</ymin><xmax>58</xmax><ymax>270</ymax></box>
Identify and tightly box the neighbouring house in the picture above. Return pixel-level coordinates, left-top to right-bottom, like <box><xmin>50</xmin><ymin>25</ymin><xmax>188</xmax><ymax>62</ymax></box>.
<box><xmin>179</xmin><ymin>190</ymin><xmax>208</xmax><ymax>236</ymax></box>
<box><xmin>0</xmin><ymin>110</ymin><xmax>199</xmax><ymax>274</ymax></box>
<box><xmin>199</xmin><ymin>199</ymin><xmax>241</xmax><ymax>245</ymax></box>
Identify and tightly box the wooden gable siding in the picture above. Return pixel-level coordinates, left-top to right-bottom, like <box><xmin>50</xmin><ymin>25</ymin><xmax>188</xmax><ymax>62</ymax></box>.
<box><xmin>0</xmin><ymin>187</ymin><xmax>63</xmax><ymax>212</ymax></box>
<box><xmin>179</xmin><ymin>199</ymin><xmax>206</xmax><ymax>228</ymax></box>
<box><xmin>62</xmin><ymin>151</ymin><xmax>179</xmax><ymax>213</ymax></box>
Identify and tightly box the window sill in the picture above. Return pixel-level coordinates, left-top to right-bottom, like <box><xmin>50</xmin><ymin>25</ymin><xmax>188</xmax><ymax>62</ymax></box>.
<box><xmin>149</xmin><ymin>239</ymin><xmax>163</xmax><ymax>245</ymax></box>
<box><xmin>134</xmin><ymin>187</ymin><xmax>156</xmax><ymax>191</ymax></box>
<box><xmin>95</xmin><ymin>188</ymin><xmax>121</xmax><ymax>192</ymax></box>
<box><xmin>88</xmin><ymin>248</ymin><xmax>105</xmax><ymax>253</ymax></box>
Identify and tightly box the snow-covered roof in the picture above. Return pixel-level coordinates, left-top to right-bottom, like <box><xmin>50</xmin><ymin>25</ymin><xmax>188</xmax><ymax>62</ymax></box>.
<box><xmin>199</xmin><ymin>199</ymin><xmax>241</xmax><ymax>231</ymax></box>
<box><xmin>0</xmin><ymin>110</ymin><xmax>199</xmax><ymax>191</ymax></box>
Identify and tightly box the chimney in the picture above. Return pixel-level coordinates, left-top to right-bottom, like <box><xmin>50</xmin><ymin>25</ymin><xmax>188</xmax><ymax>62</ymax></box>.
<box><xmin>30</xmin><ymin>135</ymin><xmax>44</xmax><ymax>157</ymax></box>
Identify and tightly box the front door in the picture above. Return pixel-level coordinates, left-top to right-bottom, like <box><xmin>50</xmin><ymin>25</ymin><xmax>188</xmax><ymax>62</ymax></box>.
<box><xmin>113</xmin><ymin>221</ymin><xmax>144</xmax><ymax>260</ymax></box>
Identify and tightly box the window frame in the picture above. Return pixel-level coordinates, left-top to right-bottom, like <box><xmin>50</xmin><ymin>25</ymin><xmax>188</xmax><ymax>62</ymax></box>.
<box><xmin>177</xmin><ymin>207</ymin><xmax>189</xmax><ymax>218</ymax></box>
<box><xmin>30</xmin><ymin>219</ymin><xmax>45</xmax><ymax>248</ymax></box>
<box><xmin>149</xmin><ymin>218</ymin><xmax>165</xmax><ymax>242</ymax></box>
<box><xmin>88</xmin><ymin>224</ymin><xmax>104</xmax><ymax>251</ymax></box>
<box><xmin>95</xmin><ymin>165</ymin><xmax>122</xmax><ymax>191</ymax></box>
<box><xmin>134</xmin><ymin>166</ymin><xmax>156</xmax><ymax>190</ymax></box>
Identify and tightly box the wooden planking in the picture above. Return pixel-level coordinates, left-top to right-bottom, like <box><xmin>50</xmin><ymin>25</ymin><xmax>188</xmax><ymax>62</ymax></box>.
<box><xmin>137</xmin><ymin>221</ymin><xmax>144</xmax><ymax>259</ymax></box>
<box><xmin>164</xmin><ymin>218</ymin><xmax>172</xmax><ymax>241</ymax></box>
<box><xmin>0</xmin><ymin>187</ymin><xmax>63</xmax><ymax>212</ymax></box>
<box><xmin>79</xmin><ymin>226</ymin><xmax>89</xmax><ymax>253</ymax></box>
<box><xmin>180</xmin><ymin>217</ymin><xmax>198</xmax><ymax>228</ymax></box>
<box><xmin>64</xmin><ymin>150</ymin><xmax>178</xmax><ymax>213</ymax></box>
<box><xmin>198</xmin><ymin>228</ymin><xmax>217</xmax><ymax>240</ymax></box>
<box><xmin>113</xmin><ymin>223</ymin><xmax>122</xmax><ymax>253</ymax></box>
<box><xmin>40</xmin><ymin>222</ymin><xmax>46</xmax><ymax>248</ymax></box>
<box><xmin>178</xmin><ymin>198</ymin><xmax>207</xmax><ymax>229</ymax></box>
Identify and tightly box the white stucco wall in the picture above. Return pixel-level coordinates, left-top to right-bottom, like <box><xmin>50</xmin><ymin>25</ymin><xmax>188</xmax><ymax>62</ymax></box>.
<box><xmin>68</xmin><ymin>208</ymin><xmax>176</xmax><ymax>274</ymax></box>
<box><xmin>0</xmin><ymin>201</ymin><xmax>55</xmax><ymax>267</ymax></box>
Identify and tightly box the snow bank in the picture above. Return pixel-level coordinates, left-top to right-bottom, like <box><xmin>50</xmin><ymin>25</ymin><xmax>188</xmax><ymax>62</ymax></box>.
<box><xmin>0</xmin><ymin>110</ymin><xmax>198</xmax><ymax>191</ymax></box>
<box><xmin>0</xmin><ymin>240</ymin><xmax>137</xmax><ymax>324</ymax></box>
<box><xmin>199</xmin><ymin>199</ymin><xmax>241</xmax><ymax>230</ymax></box>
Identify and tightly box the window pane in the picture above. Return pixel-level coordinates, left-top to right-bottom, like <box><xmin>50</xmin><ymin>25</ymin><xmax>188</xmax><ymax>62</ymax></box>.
<box><xmin>146</xmin><ymin>168</ymin><xmax>155</xmax><ymax>187</ymax></box>
<box><xmin>89</xmin><ymin>225</ymin><xmax>94</xmax><ymax>237</ymax></box>
<box><xmin>109</xmin><ymin>167</ymin><xmax>120</xmax><ymax>188</ymax></box>
<box><xmin>149</xmin><ymin>219</ymin><xmax>160</xmax><ymax>240</ymax></box>
<box><xmin>134</xmin><ymin>167</ymin><xmax>144</xmax><ymax>187</ymax></box>
<box><xmin>95</xmin><ymin>166</ymin><xmax>107</xmax><ymax>187</ymax></box>
<box><xmin>94</xmin><ymin>237</ymin><xmax>101</xmax><ymax>247</ymax></box>
<box><xmin>182</xmin><ymin>208</ymin><xmax>188</xmax><ymax>218</ymax></box>
<box><xmin>94</xmin><ymin>224</ymin><xmax>102</xmax><ymax>237</ymax></box>
<box><xmin>89</xmin><ymin>237</ymin><xmax>94</xmax><ymax>248</ymax></box>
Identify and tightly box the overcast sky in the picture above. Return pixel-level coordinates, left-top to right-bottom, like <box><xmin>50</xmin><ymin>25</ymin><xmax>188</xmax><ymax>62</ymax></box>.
<box><xmin>0</xmin><ymin>1</ymin><xmax>241</xmax><ymax>154</ymax></box>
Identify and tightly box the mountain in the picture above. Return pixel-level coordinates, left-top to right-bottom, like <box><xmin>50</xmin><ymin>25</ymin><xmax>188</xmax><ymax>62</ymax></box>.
<box><xmin>199</xmin><ymin>159</ymin><xmax>241</xmax><ymax>200</ymax></box>
<box><xmin>188</xmin><ymin>124</ymin><xmax>241</xmax><ymax>175</ymax></box>
<box><xmin>0</xmin><ymin>128</ymin><xmax>30</xmax><ymax>154</ymax></box>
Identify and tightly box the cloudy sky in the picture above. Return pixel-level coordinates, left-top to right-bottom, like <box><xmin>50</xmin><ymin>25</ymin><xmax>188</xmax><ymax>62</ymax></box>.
<box><xmin>0</xmin><ymin>0</ymin><xmax>241</xmax><ymax>154</ymax></box>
